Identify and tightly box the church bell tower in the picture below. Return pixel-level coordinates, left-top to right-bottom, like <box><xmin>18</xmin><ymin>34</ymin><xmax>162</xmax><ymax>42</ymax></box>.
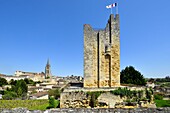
<box><xmin>45</xmin><ymin>59</ymin><xmax>52</xmax><ymax>79</ymax></box>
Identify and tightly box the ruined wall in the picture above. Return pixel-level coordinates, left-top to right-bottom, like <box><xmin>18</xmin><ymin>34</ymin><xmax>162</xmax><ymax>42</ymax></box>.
<box><xmin>60</xmin><ymin>92</ymin><xmax>90</xmax><ymax>108</ymax></box>
<box><xmin>1</xmin><ymin>108</ymin><xmax>170</xmax><ymax>113</ymax></box>
<box><xmin>60</xmin><ymin>87</ymin><xmax>155</xmax><ymax>109</ymax></box>
<box><xmin>84</xmin><ymin>14</ymin><xmax>120</xmax><ymax>88</ymax></box>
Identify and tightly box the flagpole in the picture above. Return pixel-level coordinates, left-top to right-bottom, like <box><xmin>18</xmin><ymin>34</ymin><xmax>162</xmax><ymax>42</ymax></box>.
<box><xmin>116</xmin><ymin>2</ymin><xmax>118</xmax><ymax>14</ymax></box>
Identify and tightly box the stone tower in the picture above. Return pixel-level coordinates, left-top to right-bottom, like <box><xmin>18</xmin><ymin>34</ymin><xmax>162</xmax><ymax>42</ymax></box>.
<box><xmin>45</xmin><ymin>59</ymin><xmax>52</xmax><ymax>78</ymax></box>
<box><xmin>84</xmin><ymin>14</ymin><xmax>120</xmax><ymax>88</ymax></box>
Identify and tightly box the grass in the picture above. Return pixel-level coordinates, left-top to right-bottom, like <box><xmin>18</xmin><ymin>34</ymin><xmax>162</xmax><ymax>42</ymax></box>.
<box><xmin>0</xmin><ymin>100</ymin><xmax>49</xmax><ymax>110</ymax></box>
<box><xmin>155</xmin><ymin>100</ymin><xmax>170</xmax><ymax>107</ymax></box>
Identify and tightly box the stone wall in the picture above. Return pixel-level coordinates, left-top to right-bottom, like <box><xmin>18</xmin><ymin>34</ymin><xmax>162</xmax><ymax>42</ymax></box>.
<box><xmin>60</xmin><ymin>92</ymin><xmax>90</xmax><ymax>108</ymax></box>
<box><xmin>1</xmin><ymin>108</ymin><xmax>170</xmax><ymax>113</ymax></box>
<box><xmin>98</xmin><ymin>92</ymin><xmax>123</xmax><ymax>108</ymax></box>
<box><xmin>84</xmin><ymin>14</ymin><xmax>120</xmax><ymax>88</ymax></box>
<box><xmin>60</xmin><ymin>87</ymin><xmax>155</xmax><ymax>109</ymax></box>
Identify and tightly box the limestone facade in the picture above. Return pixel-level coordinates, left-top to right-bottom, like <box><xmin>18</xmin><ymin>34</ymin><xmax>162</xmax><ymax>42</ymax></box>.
<box><xmin>84</xmin><ymin>14</ymin><xmax>120</xmax><ymax>88</ymax></box>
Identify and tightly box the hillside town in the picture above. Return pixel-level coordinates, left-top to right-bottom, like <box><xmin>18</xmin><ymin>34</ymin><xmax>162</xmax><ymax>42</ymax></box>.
<box><xmin>0</xmin><ymin>0</ymin><xmax>170</xmax><ymax>112</ymax></box>
<box><xmin>0</xmin><ymin>14</ymin><xmax>170</xmax><ymax>111</ymax></box>
<box><xmin>0</xmin><ymin>59</ymin><xmax>83</xmax><ymax>100</ymax></box>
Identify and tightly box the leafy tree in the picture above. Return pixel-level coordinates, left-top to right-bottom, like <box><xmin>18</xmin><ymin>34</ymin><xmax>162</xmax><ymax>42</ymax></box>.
<box><xmin>3</xmin><ymin>91</ymin><xmax>17</xmax><ymax>100</ymax></box>
<box><xmin>2</xmin><ymin>79</ymin><xmax>28</xmax><ymax>99</ymax></box>
<box><xmin>15</xmin><ymin>80</ymin><xmax>28</xmax><ymax>97</ymax></box>
<box><xmin>9</xmin><ymin>79</ymin><xmax>17</xmax><ymax>85</ymax></box>
<box><xmin>165</xmin><ymin>76</ymin><xmax>170</xmax><ymax>82</ymax></box>
<box><xmin>24</xmin><ymin>78</ymin><xmax>29</xmax><ymax>84</ymax></box>
<box><xmin>17</xmin><ymin>87</ymin><xmax>23</xmax><ymax>97</ymax></box>
<box><xmin>24</xmin><ymin>78</ymin><xmax>34</xmax><ymax>84</ymax></box>
<box><xmin>148</xmin><ymin>78</ymin><xmax>155</xmax><ymax>83</ymax></box>
<box><xmin>155</xmin><ymin>76</ymin><xmax>170</xmax><ymax>83</ymax></box>
<box><xmin>120</xmin><ymin>66</ymin><xmax>146</xmax><ymax>85</ymax></box>
<box><xmin>48</xmin><ymin>97</ymin><xmax>58</xmax><ymax>108</ymax></box>
<box><xmin>0</xmin><ymin>77</ymin><xmax>8</xmax><ymax>86</ymax></box>
<box><xmin>20</xmin><ymin>80</ymin><xmax>28</xmax><ymax>93</ymax></box>
<box><xmin>48</xmin><ymin>89</ymin><xmax>60</xmax><ymax>99</ymax></box>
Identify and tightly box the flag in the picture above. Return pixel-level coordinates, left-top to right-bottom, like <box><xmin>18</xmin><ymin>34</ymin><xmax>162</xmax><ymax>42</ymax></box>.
<box><xmin>106</xmin><ymin>3</ymin><xmax>117</xmax><ymax>9</ymax></box>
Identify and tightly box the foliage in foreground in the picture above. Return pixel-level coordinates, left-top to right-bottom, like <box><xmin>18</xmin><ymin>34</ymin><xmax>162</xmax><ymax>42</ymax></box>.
<box><xmin>0</xmin><ymin>100</ymin><xmax>49</xmax><ymax>110</ymax></box>
<box><xmin>3</xmin><ymin>80</ymin><xmax>28</xmax><ymax>99</ymax></box>
<box><xmin>155</xmin><ymin>100</ymin><xmax>170</xmax><ymax>107</ymax></box>
<box><xmin>154</xmin><ymin>94</ymin><xmax>163</xmax><ymax>100</ymax></box>
<box><xmin>48</xmin><ymin>89</ymin><xmax>60</xmax><ymax>99</ymax></box>
<box><xmin>111</xmin><ymin>87</ymin><xmax>138</xmax><ymax>98</ymax></box>
<box><xmin>0</xmin><ymin>77</ymin><xmax>8</xmax><ymax>86</ymax></box>
<box><xmin>47</xmin><ymin>97</ymin><xmax>60</xmax><ymax>109</ymax></box>
<box><xmin>120</xmin><ymin>66</ymin><xmax>146</xmax><ymax>85</ymax></box>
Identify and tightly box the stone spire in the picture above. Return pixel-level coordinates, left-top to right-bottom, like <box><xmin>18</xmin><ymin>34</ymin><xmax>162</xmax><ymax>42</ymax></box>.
<box><xmin>47</xmin><ymin>58</ymin><xmax>50</xmax><ymax>66</ymax></box>
<box><xmin>45</xmin><ymin>59</ymin><xmax>51</xmax><ymax>79</ymax></box>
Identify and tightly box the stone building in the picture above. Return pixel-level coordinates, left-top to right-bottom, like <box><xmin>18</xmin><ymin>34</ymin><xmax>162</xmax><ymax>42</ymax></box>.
<box><xmin>84</xmin><ymin>14</ymin><xmax>120</xmax><ymax>88</ymax></box>
<box><xmin>15</xmin><ymin>71</ymin><xmax>40</xmax><ymax>77</ymax></box>
<box><xmin>14</xmin><ymin>71</ymin><xmax>45</xmax><ymax>82</ymax></box>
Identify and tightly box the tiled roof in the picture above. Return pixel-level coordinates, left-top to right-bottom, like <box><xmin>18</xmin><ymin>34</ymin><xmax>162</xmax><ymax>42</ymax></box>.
<box><xmin>30</xmin><ymin>92</ymin><xmax>48</xmax><ymax>98</ymax></box>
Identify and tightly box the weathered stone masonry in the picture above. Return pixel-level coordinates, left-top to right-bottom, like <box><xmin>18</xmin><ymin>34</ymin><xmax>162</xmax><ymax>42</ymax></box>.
<box><xmin>84</xmin><ymin>14</ymin><xmax>120</xmax><ymax>88</ymax></box>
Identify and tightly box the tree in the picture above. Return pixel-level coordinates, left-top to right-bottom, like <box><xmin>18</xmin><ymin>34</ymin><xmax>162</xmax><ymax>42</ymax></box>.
<box><xmin>24</xmin><ymin>78</ymin><xmax>34</xmax><ymax>84</ymax></box>
<box><xmin>3</xmin><ymin>91</ymin><xmax>17</xmax><ymax>100</ymax></box>
<box><xmin>24</xmin><ymin>78</ymin><xmax>29</xmax><ymax>84</ymax></box>
<box><xmin>148</xmin><ymin>78</ymin><xmax>155</xmax><ymax>83</ymax></box>
<box><xmin>48</xmin><ymin>97</ymin><xmax>59</xmax><ymax>108</ymax></box>
<box><xmin>0</xmin><ymin>77</ymin><xmax>8</xmax><ymax>86</ymax></box>
<box><xmin>165</xmin><ymin>76</ymin><xmax>170</xmax><ymax>82</ymax></box>
<box><xmin>2</xmin><ymin>79</ymin><xmax>28</xmax><ymax>99</ymax></box>
<box><xmin>15</xmin><ymin>80</ymin><xmax>28</xmax><ymax>97</ymax></box>
<box><xmin>120</xmin><ymin>66</ymin><xmax>146</xmax><ymax>85</ymax></box>
<box><xmin>9</xmin><ymin>79</ymin><xmax>17</xmax><ymax>85</ymax></box>
<box><xmin>48</xmin><ymin>89</ymin><xmax>60</xmax><ymax>99</ymax></box>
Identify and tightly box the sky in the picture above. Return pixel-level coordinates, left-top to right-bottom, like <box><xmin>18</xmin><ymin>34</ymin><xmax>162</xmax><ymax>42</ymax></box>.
<box><xmin>0</xmin><ymin>0</ymin><xmax>170</xmax><ymax>78</ymax></box>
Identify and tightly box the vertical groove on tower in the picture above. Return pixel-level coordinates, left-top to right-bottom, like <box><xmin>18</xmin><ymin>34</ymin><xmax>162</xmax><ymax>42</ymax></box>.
<box><xmin>97</xmin><ymin>32</ymin><xmax>100</xmax><ymax>88</ymax></box>
<box><xmin>109</xmin><ymin>16</ymin><xmax>112</xmax><ymax>44</ymax></box>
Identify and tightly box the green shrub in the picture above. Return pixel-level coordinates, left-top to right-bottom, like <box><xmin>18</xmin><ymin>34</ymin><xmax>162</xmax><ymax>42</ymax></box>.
<box><xmin>154</xmin><ymin>94</ymin><xmax>163</xmax><ymax>100</ymax></box>
<box><xmin>48</xmin><ymin>89</ymin><xmax>60</xmax><ymax>99</ymax></box>
<box><xmin>0</xmin><ymin>77</ymin><xmax>8</xmax><ymax>86</ymax></box>
<box><xmin>111</xmin><ymin>87</ymin><xmax>136</xmax><ymax>98</ymax></box>
<box><xmin>155</xmin><ymin>100</ymin><xmax>170</xmax><ymax>107</ymax></box>
<box><xmin>3</xmin><ymin>91</ymin><xmax>17</xmax><ymax>100</ymax></box>
<box><xmin>47</xmin><ymin>97</ymin><xmax>59</xmax><ymax>108</ymax></box>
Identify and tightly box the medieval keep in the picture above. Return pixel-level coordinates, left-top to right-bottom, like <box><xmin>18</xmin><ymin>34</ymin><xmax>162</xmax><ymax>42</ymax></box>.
<box><xmin>84</xmin><ymin>14</ymin><xmax>120</xmax><ymax>88</ymax></box>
